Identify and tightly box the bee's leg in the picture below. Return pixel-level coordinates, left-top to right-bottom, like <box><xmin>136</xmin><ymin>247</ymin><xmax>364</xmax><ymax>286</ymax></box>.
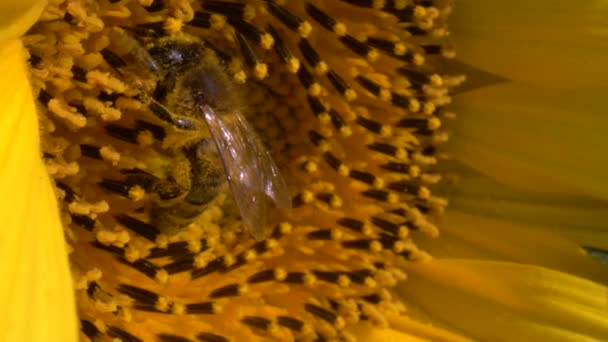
<box><xmin>106</xmin><ymin>27</ymin><xmax>161</xmax><ymax>74</ymax></box>
<box><xmin>144</xmin><ymin>98</ymin><xmax>200</xmax><ymax>131</ymax></box>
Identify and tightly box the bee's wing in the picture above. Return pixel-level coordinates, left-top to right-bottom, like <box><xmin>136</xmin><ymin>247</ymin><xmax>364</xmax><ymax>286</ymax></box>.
<box><xmin>201</xmin><ymin>105</ymin><xmax>290</xmax><ymax>240</ymax></box>
<box><xmin>233</xmin><ymin>113</ymin><xmax>292</xmax><ymax>209</ymax></box>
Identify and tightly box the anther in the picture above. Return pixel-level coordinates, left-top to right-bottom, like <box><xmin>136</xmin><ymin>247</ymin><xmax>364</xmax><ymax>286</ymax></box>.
<box><xmin>190</xmin><ymin>12</ymin><xmax>211</xmax><ymax>28</ymax></box>
<box><xmin>107</xmin><ymin>326</ymin><xmax>142</xmax><ymax>342</ymax></box>
<box><xmin>196</xmin><ymin>332</ymin><xmax>231</xmax><ymax>342</ymax></box>
<box><xmin>241</xmin><ymin>316</ymin><xmax>272</xmax><ymax>331</ymax></box>
<box><xmin>80</xmin><ymin>320</ymin><xmax>100</xmax><ymax>339</ymax></box>
<box><xmin>305</xmin><ymin>3</ymin><xmax>343</xmax><ymax>35</ymax></box>
<box><xmin>277</xmin><ymin>315</ymin><xmax>304</xmax><ymax>332</ymax></box>
<box><xmin>117</xmin><ymin>284</ymin><xmax>159</xmax><ymax>306</ymax></box>
<box><xmin>114</xmin><ymin>214</ymin><xmax>160</xmax><ymax>242</ymax></box>
<box><xmin>265</xmin><ymin>1</ymin><xmax>304</xmax><ymax>33</ymax></box>
<box><xmin>158</xmin><ymin>334</ymin><xmax>194</xmax><ymax>342</ymax></box>
<box><xmin>304</xmin><ymin>303</ymin><xmax>337</xmax><ymax>324</ymax></box>
<box><xmin>185</xmin><ymin>301</ymin><xmax>217</xmax><ymax>314</ymax></box>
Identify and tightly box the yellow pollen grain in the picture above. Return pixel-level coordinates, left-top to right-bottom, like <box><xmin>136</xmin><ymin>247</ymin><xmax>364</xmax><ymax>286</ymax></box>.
<box><xmin>68</xmin><ymin>200</ymin><xmax>109</xmax><ymax>216</ymax></box>
<box><xmin>260</xmin><ymin>33</ymin><xmax>275</xmax><ymax>49</ymax></box>
<box><xmin>392</xmin><ymin>42</ymin><xmax>406</xmax><ymax>56</ymax></box>
<box><xmin>128</xmin><ymin>186</ymin><xmax>145</xmax><ymax>201</ymax></box>
<box><xmin>286</xmin><ymin>57</ymin><xmax>300</xmax><ymax>73</ymax></box>
<box><xmin>379</xmin><ymin>88</ymin><xmax>391</xmax><ymax>101</ymax></box>
<box><xmin>387</xmin><ymin>192</ymin><xmax>400</xmax><ymax>204</ymax></box>
<box><xmin>156</xmin><ymin>270</ymin><xmax>169</xmax><ymax>284</ymax></box>
<box><xmin>329</xmin><ymin>195</ymin><xmax>343</xmax><ymax>208</ymax></box>
<box><xmin>428</xmin><ymin>117</ymin><xmax>441</xmax><ymax>130</ymax></box>
<box><xmin>370</xmin><ymin>241</ymin><xmax>383</xmax><ymax>252</ymax></box>
<box><xmin>83</xmin><ymin>97</ymin><xmax>122</xmax><ymax>121</ymax></box>
<box><xmin>47</xmin><ymin>99</ymin><xmax>87</xmax><ymax>127</ymax></box>
<box><xmin>366</xmin><ymin>49</ymin><xmax>379</xmax><ymax>62</ymax></box>
<box><xmin>303</xmin><ymin>273</ymin><xmax>317</xmax><ymax>287</ymax></box>
<box><xmin>379</xmin><ymin>125</ymin><xmax>392</xmax><ymax>137</ymax></box>
<box><xmin>430</xmin><ymin>74</ymin><xmax>443</xmax><ymax>87</ymax></box>
<box><xmin>46</xmin><ymin>160</ymin><xmax>79</xmax><ymax>178</ymax></box>
<box><xmin>333</xmin><ymin>23</ymin><xmax>347</xmax><ymax>36</ymax></box>
<box><xmin>308</xmin><ymin>83</ymin><xmax>322</xmax><ymax>97</ymax></box>
<box><xmin>338</xmin><ymin>275</ymin><xmax>351</xmax><ymax>287</ymax></box>
<box><xmin>339</xmin><ymin>126</ymin><xmax>352</xmax><ymax>137</ymax></box>
<box><xmin>210</xmin><ymin>14</ymin><xmax>227</xmax><ymax>30</ymax></box>
<box><xmin>423</xmin><ymin>102</ymin><xmax>436</xmax><ymax>115</ymax></box>
<box><xmin>156</xmin><ymin>297</ymin><xmax>171</xmax><ymax>312</ymax></box>
<box><xmin>164</xmin><ymin>18</ymin><xmax>184</xmax><ymax>35</ymax></box>
<box><xmin>274</xmin><ymin>268</ymin><xmax>287</xmax><ymax>281</ymax></box>
<box><xmin>96</xmin><ymin>229</ymin><xmax>130</xmax><ymax>248</ymax></box>
<box><xmin>314</xmin><ymin>61</ymin><xmax>328</xmax><ymax>75</ymax></box>
<box><xmin>318</xmin><ymin>112</ymin><xmax>331</xmax><ymax>125</ymax></box>
<box><xmin>123</xmin><ymin>247</ymin><xmax>141</xmax><ymax>263</ymax></box>
<box><xmin>86</xmin><ymin>70</ymin><xmax>127</xmax><ymax>93</ymax></box>
<box><xmin>279</xmin><ymin>222</ymin><xmax>293</xmax><ymax>234</ymax></box>
<box><xmin>99</xmin><ymin>145</ymin><xmax>120</xmax><ymax>164</ymax></box>
<box><xmin>344</xmin><ymin>88</ymin><xmax>357</xmax><ymax>101</ymax></box>
<box><xmin>413</xmin><ymin>5</ymin><xmax>427</xmax><ymax>19</ymax></box>
<box><xmin>337</xmin><ymin>165</ymin><xmax>350</xmax><ymax>176</ymax></box>
<box><xmin>223</xmin><ymin>254</ymin><xmax>236</xmax><ymax>267</ymax></box>
<box><xmin>412</xmin><ymin>53</ymin><xmax>425</xmax><ymax>66</ymax></box>
<box><xmin>171</xmin><ymin>303</ymin><xmax>186</xmax><ymax>315</ymax></box>
<box><xmin>254</xmin><ymin>63</ymin><xmax>268</xmax><ymax>79</ymax></box>
<box><xmin>304</xmin><ymin>161</ymin><xmax>318</xmax><ymax>173</ymax></box>
<box><xmin>373</xmin><ymin>178</ymin><xmax>385</xmax><ymax>189</ymax></box>
<box><xmin>136</xmin><ymin>130</ymin><xmax>155</xmax><ymax>147</ymax></box>
<box><xmin>298</xmin><ymin>21</ymin><xmax>312</xmax><ymax>38</ymax></box>
<box><xmin>233</xmin><ymin>70</ymin><xmax>247</xmax><ymax>83</ymax></box>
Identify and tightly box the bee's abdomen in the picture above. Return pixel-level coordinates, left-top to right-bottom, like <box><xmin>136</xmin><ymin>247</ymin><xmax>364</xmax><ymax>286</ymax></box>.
<box><xmin>150</xmin><ymin>200</ymin><xmax>206</xmax><ymax>234</ymax></box>
<box><xmin>183</xmin><ymin>141</ymin><xmax>225</xmax><ymax>206</ymax></box>
<box><xmin>150</xmin><ymin>142</ymin><xmax>225</xmax><ymax>235</ymax></box>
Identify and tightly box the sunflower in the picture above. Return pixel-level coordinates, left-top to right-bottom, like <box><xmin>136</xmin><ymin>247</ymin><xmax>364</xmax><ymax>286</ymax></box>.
<box><xmin>1</xmin><ymin>0</ymin><xmax>607</xmax><ymax>341</ymax></box>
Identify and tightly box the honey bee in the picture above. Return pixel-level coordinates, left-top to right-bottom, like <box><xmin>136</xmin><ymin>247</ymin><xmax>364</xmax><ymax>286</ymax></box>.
<box><xmin>109</xmin><ymin>31</ymin><xmax>291</xmax><ymax>240</ymax></box>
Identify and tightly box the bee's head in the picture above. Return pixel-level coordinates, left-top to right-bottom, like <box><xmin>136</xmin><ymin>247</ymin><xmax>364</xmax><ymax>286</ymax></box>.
<box><xmin>180</xmin><ymin>56</ymin><xmax>241</xmax><ymax>115</ymax></box>
<box><xmin>148</xmin><ymin>39</ymin><xmax>203</xmax><ymax>72</ymax></box>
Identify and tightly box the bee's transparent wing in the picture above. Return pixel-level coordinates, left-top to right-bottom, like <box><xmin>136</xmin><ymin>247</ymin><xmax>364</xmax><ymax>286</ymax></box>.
<box><xmin>236</xmin><ymin>114</ymin><xmax>291</xmax><ymax>208</ymax></box>
<box><xmin>201</xmin><ymin>105</ymin><xmax>291</xmax><ymax>240</ymax></box>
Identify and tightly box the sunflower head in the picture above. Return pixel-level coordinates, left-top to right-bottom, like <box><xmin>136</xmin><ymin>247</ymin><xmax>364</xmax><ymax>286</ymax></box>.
<box><xmin>25</xmin><ymin>0</ymin><xmax>465</xmax><ymax>341</ymax></box>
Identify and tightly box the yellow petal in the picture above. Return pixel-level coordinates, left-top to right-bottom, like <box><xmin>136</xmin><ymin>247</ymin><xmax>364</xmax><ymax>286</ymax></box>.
<box><xmin>0</xmin><ymin>37</ymin><xmax>78</xmax><ymax>342</ymax></box>
<box><xmin>345</xmin><ymin>315</ymin><xmax>474</xmax><ymax>342</ymax></box>
<box><xmin>416</xmin><ymin>207</ymin><xmax>608</xmax><ymax>284</ymax></box>
<box><xmin>446</xmin><ymin>83</ymin><xmax>608</xmax><ymax>200</ymax></box>
<box><xmin>437</xmin><ymin>160</ymin><xmax>608</xmax><ymax>252</ymax></box>
<box><xmin>0</xmin><ymin>0</ymin><xmax>47</xmax><ymax>43</ymax></box>
<box><xmin>347</xmin><ymin>323</ymin><xmax>432</xmax><ymax>342</ymax></box>
<box><xmin>398</xmin><ymin>259</ymin><xmax>608</xmax><ymax>341</ymax></box>
<box><xmin>450</xmin><ymin>0</ymin><xmax>608</xmax><ymax>88</ymax></box>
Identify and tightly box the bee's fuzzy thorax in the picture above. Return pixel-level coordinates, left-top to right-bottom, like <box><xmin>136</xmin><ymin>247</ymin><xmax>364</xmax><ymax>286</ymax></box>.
<box><xmin>27</xmin><ymin>0</ymin><xmax>460</xmax><ymax>341</ymax></box>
